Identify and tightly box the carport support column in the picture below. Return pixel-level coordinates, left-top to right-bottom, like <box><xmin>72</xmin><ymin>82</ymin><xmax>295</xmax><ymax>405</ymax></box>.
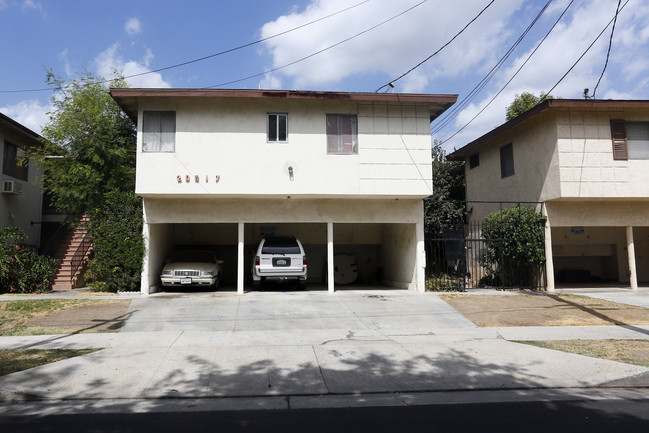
<box><xmin>238</xmin><ymin>223</ymin><xmax>245</xmax><ymax>294</ymax></box>
<box><xmin>327</xmin><ymin>222</ymin><xmax>334</xmax><ymax>293</ymax></box>
<box><xmin>543</xmin><ymin>207</ymin><xmax>555</xmax><ymax>293</ymax></box>
<box><xmin>626</xmin><ymin>226</ymin><xmax>638</xmax><ymax>291</ymax></box>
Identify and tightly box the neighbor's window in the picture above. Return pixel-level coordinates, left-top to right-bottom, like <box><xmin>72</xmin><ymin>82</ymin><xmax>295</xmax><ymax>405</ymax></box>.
<box><xmin>142</xmin><ymin>111</ymin><xmax>176</xmax><ymax>152</ymax></box>
<box><xmin>267</xmin><ymin>113</ymin><xmax>288</xmax><ymax>142</ymax></box>
<box><xmin>500</xmin><ymin>142</ymin><xmax>514</xmax><ymax>178</ymax></box>
<box><xmin>2</xmin><ymin>141</ymin><xmax>28</xmax><ymax>181</ymax></box>
<box><xmin>626</xmin><ymin>121</ymin><xmax>649</xmax><ymax>160</ymax></box>
<box><xmin>326</xmin><ymin>114</ymin><xmax>358</xmax><ymax>154</ymax></box>
<box><xmin>469</xmin><ymin>152</ymin><xmax>480</xmax><ymax>169</ymax></box>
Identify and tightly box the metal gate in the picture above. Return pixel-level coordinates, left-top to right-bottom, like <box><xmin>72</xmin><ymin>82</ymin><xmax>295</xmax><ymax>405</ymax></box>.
<box><xmin>425</xmin><ymin>201</ymin><xmax>546</xmax><ymax>291</ymax></box>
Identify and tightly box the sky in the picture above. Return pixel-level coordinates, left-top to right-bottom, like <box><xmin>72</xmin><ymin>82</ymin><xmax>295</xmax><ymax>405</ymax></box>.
<box><xmin>1</xmin><ymin>0</ymin><xmax>649</xmax><ymax>152</ymax></box>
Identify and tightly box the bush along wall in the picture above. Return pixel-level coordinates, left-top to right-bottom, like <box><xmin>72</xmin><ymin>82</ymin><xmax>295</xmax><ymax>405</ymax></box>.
<box><xmin>479</xmin><ymin>204</ymin><xmax>547</xmax><ymax>288</ymax></box>
<box><xmin>0</xmin><ymin>227</ymin><xmax>59</xmax><ymax>293</ymax></box>
<box><xmin>85</xmin><ymin>190</ymin><xmax>144</xmax><ymax>292</ymax></box>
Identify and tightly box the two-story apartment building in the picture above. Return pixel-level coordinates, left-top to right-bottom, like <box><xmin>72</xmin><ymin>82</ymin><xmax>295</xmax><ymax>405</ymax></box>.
<box><xmin>0</xmin><ymin>112</ymin><xmax>43</xmax><ymax>248</ymax></box>
<box><xmin>110</xmin><ymin>89</ymin><xmax>457</xmax><ymax>294</ymax></box>
<box><xmin>448</xmin><ymin>99</ymin><xmax>649</xmax><ymax>291</ymax></box>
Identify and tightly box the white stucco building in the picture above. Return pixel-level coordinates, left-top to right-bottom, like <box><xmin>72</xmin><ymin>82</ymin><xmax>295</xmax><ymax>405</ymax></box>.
<box><xmin>110</xmin><ymin>89</ymin><xmax>457</xmax><ymax>294</ymax></box>
<box><xmin>0</xmin><ymin>112</ymin><xmax>43</xmax><ymax>248</ymax></box>
<box><xmin>448</xmin><ymin>99</ymin><xmax>649</xmax><ymax>291</ymax></box>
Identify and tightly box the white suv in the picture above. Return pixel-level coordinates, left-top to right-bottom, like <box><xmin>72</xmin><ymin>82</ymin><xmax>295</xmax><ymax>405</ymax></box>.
<box><xmin>251</xmin><ymin>236</ymin><xmax>307</xmax><ymax>288</ymax></box>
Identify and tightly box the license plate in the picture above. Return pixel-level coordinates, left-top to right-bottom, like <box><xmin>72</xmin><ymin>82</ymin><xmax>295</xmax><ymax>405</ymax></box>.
<box><xmin>180</xmin><ymin>278</ymin><xmax>192</xmax><ymax>284</ymax></box>
<box><xmin>276</xmin><ymin>259</ymin><xmax>287</xmax><ymax>265</ymax></box>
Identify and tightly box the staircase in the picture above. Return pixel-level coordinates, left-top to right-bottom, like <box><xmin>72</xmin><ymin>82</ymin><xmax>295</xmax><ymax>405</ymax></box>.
<box><xmin>51</xmin><ymin>214</ymin><xmax>93</xmax><ymax>291</ymax></box>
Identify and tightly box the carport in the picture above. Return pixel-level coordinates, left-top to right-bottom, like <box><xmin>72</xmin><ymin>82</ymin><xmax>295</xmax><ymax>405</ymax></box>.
<box><xmin>140</xmin><ymin>197</ymin><xmax>426</xmax><ymax>295</ymax></box>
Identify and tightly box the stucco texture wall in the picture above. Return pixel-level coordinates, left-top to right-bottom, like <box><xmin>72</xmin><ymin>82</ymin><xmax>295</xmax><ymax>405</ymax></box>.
<box><xmin>135</xmin><ymin>97</ymin><xmax>433</xmax><ymax>198</ymax></box>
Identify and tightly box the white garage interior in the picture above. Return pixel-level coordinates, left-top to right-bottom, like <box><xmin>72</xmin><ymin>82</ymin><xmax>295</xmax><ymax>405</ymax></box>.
<box><xmin>141</xmin><ymin>198</ymin><xmax>425</xmax><ymax>294</ymax></box>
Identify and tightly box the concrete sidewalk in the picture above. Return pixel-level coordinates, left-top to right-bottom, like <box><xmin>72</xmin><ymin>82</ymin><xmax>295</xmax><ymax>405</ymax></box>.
<box><xmin>1</xmin><ymin>289</ymin><xmax>649</xmax><ymax>414</ymax></box>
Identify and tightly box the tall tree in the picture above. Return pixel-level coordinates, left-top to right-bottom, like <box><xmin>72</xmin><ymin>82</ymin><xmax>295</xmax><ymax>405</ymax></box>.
<box><xmin>505</xmin><ymin>92</ymin><xmax>553</xmax><ymax>121</ymax></box>
<box><xmin>424</xmin><ymin>140</ymin><xmax>465</xmax><ymax>238</ymax></box>
<box><xmin>37</xmin><ymin>71</ymin><xmax>136</xmax><ymax>215</ymax></box>
<box><xmin>32</xmin><ymin>72</ymin><xmax>143</xmax><ymax>292</ymax></box>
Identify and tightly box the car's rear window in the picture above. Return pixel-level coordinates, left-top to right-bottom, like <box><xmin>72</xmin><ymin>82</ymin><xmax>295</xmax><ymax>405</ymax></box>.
<box><xmin>173</xmin><ymin>251</ymin><xmax>214</xmax><ymax>263</ymax></box>
<box><xmin>261</xmin><ymin>237</ymin><xmax>301</xmax><ymax>254</ymax></box>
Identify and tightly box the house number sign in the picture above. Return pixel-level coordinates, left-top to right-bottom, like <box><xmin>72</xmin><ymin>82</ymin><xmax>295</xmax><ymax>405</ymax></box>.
<box><xmin>176</xmin><ymin>175</ymin><xmax>220</xmax><ymax>183</ymax></box>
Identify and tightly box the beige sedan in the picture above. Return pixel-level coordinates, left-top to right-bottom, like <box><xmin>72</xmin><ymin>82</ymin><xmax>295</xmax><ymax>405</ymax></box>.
<box><xmin>161</xmin><ymin>250</ymin><xmax>223</xmax><ymax>288</ymax></box>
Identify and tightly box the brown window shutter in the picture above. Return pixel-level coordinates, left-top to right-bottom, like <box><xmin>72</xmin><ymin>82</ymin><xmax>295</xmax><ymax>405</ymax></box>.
<box><xmin>610</xmin><ymin>119</ymin><xmax>628</xmax><ymax>160</ymax></box>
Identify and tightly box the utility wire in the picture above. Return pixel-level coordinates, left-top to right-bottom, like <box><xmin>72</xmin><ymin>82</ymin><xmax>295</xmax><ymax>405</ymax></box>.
<box><xmin>205</xmin><ymin>0</ymin><xmax>428</xmax><ymax>88</ymax></box>
<box><xmin>592</xmin><ymin>0</ymin><xmax>621</xmax><ymax>98</ymax></box>
<box><xmin>375</xmin><ymin>0</ymin><xmax>495</xmax><ymax>93</ymax></box>
<box><xmin>439</xmin><ymin>0</ymin><xmax>628</xmax><ymax>146</ymax></box>
<box><xmin>542</xmin><ymin>0</ymin><xmax>629</xmax><ymax>99</ymax></box>
<box><xmin>0</xmin><ymin>0</ymin><xmax>370</xmax><ymax>94</ymax></box>
<box><xmin>431</xmin><ymin>0</ymin><xmax>554</xmax><ymax>136</ymax></box>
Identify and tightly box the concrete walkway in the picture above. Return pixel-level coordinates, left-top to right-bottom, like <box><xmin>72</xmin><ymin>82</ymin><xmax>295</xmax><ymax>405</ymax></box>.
<box><xmin>1</xmin><ymin>289</ymin><xmax>649</xmax><ymax>414</ymax></box>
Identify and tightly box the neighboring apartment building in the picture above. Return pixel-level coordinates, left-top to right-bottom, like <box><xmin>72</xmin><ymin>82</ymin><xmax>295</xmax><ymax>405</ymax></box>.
<box><xmin>448</xmin><ymin>99</ymin><xmax>649</xmax><ymax>291</ymax></box>
<box><xmin>110</xmin><ymin>88</ymin><xmax>457</xmax><ymax>294</ymax></box>
<box><xmin>0</xmin><ymin>112</ymin><xmax>43</xmax><ymax>248</ymax></box>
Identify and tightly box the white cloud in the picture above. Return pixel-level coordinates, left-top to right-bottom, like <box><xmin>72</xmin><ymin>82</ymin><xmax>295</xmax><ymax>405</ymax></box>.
<box><xmin>260</xmin><ymin>0</ymin><xmax>524</xmax><ymax>91</ymax></box>
<box><xmin>437</xmin><ymin>0</ymin><xmax>649</xmax><ymax>150</ymax></box>
<box><xmin>0</xmin><ymin>100</ymin><xmax>51</xmax><ymax>135</ymax></box>
<box><xmin>125</xmin><ymin>17</ymin><xmax>142</xmax><ymax>36</ymax></box>
<box><xmin>93</xmin><ymin>44</ymin><xmax>171</xmax><ymax>88</ymax></box>
<box><xmin>22</xmin><ymin>0</ymin><xmax>42</xmax><ymax>12</ymax></box>
<box><xmin>258</xmin><ymin>71</ymin><xmax>283</xmax><ymax>90</ymax></box>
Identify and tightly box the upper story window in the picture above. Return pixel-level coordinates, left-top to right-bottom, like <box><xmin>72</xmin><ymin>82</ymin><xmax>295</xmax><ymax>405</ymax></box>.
<box><xmin>469</xmin><ymin>152</ymin><xmax>480</xmax><ymax>169</ymax></box>
<box><xmin>267</xmin><ymin>113</ymin><xmax>288</xmax><ymax>142</ymax></box>
<box><xmin>327</xmin><ymin>114</ymin><xmax>357</xmax><ymax>155</ymax></box>
<box><xmin>142</xmin><ymin>111</ymin><xmax>176</xmax><ymax>152</ymax></box>
<box><xmin>500</xmin><ymin>142</ymin><xmax>514</xmax><ymax>178</ymax></box>
<box><xmin>2</xmin><ymin>141</ymin><xmax>28</xmax><ymax>181</ymax></box>
<box><xmin>610</xmin><ymin>119</ymin><xmax>649</xmax><ymax>160</ymax></box>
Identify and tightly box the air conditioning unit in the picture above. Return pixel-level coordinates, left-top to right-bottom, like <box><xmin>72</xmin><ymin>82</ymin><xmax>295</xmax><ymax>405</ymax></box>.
<box><xmin>2</xmin><ymin>181</ymin><xmax>22</xmax><ymax>195</ymax></box>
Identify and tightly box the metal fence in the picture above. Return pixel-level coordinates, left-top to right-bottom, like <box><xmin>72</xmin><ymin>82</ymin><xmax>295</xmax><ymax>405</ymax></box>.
<box><xmin>425</xmin><ymin>201</ymin><xmax>546</xmax><ymax>291</ymax></box>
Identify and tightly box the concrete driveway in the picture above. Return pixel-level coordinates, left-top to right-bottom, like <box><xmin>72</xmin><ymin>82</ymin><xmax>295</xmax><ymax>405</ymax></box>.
<box><xmin>121</xmin><ymin>289</ymin><xmax>476</xmax><ymax>332</ymax></box>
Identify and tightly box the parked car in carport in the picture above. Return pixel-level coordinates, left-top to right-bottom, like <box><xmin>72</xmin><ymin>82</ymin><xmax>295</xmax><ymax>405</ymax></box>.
<box><xmin>161</xmin><ymin>250</ymin><xmax>223</xmax><ymax>288</ymax></box>
<box><xmin>251</xmin><ymin>236</ymin><xmax>307</xmax><ymax>289</ymax></box>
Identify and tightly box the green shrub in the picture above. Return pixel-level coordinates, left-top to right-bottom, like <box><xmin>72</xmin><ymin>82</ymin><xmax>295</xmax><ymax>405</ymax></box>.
<box><xmin>0</xmin><ymin>227</ymin><xmax>59</xmax><ymax>294</ymax></box>
<box><xmin>86</xmin><ymin>190</ymin><xmax>144</xmax><ymax>292</ymax></box>
<box><xmin>479</xmin><ymin>204</ymin><xmax>546</xmax><ymax>288</ymax></box>
<box><xmin>426</xmin><ymin>274</ymin><xmax>465</xmax><ymax>292</ymax></box>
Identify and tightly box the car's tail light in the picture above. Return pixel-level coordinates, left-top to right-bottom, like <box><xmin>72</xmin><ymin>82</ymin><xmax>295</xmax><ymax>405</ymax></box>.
<box><xmin>303</xmin><ymin>256</ymin><xmax>307</xmax><ymax>266</ymax></box>
<box><xmin>255</xmin><ymin>256</ymin><xmax>260</xmax><ymax>266</ymax></box>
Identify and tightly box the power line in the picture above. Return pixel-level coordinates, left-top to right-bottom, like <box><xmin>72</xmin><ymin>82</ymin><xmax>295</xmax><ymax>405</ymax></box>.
<box><xmin>542</xmin><ymin>0</ymin><xmax>629</xmax><ymax>99</ymax></box>
<box><xmin>431</xmin><ymin>0</ymin><xmax>554</xmax><ymax>136</ymax></box>
<box><xmin>592</xmin><ymin>0</ymin><xmax>621</xmax><ymax>98</ymax></box>
<box><xmin>439</xmin><ymin>0</ymin><xmax>628</xmax><ymax>146</ymax></box>
<box><xmin>205</xmin><ymin>0</ymin><xmax>429</xmax><ymax>89</ymax></box>
<box><xmin>0</xmin><ymin>0</ymin><xmax>370</xmax><ymax>94</ymax></box>
<box><xmin>375</xmin><ymin>0</ymin><xmax>495</xmax><ymax>93</ymax></box>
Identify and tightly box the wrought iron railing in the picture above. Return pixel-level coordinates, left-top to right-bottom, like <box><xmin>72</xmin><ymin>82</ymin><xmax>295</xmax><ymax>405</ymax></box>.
<box><xmin>70</xmin><ymin>232</ymin><xmax>92</xmax><ymax>284</ymax></box>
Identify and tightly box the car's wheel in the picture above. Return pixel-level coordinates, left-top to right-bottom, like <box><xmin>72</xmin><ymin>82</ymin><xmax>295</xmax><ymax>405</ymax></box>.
<box><xmin>252</xmin><ymin>280</ymin><xmax>261</xmax><ymax>290</ymax></box>
<box><xmin>297</xmin><ymin>280</ymin><xmax>307</xmax><ymax>291</ymax></box>
<box><xmin>213</xmin><ymin>276</ymin><xmax>220</xmax><ymax>289</ymax></box>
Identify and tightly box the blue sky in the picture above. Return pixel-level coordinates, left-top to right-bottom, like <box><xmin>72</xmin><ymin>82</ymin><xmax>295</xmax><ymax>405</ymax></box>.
<box><xmin>2</xmin><ymin>0</ymin><xmax>649</xmax><ymax>151</ymax></box>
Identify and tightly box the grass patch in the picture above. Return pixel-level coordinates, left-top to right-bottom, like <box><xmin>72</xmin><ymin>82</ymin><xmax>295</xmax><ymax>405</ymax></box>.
<box><xmin>518</xmin><ymin>340</ymin><xmax>649</xmax><ymax>368</ymax></box>
<box><xmin>0</xmin><ymin>349</ymin><xmax>100</xmax><ymax>376</ymax></box>
<box><xmin>440</xmin><ymin>293</ymin><xmax>649</xmax><ymax>327</ymax></box>
<box><xmin>0</xmin><ymin>299</ymin><xmax>131</xmax><ymax>336</ymax></box>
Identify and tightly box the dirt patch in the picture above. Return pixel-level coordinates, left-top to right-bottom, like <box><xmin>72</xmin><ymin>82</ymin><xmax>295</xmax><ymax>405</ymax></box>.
<box><xmin>440</xmin><ymin>293</ymin><xmax>649</xmax><ymax>327</ymax></box>
<box><xmin>24</xmin><ymin>300</ymin><xmax>131</xmax><ymax>333</ymax></box>
<box><xmin>519</xmin><ymin>340</ymin><xmax>649</xmax><ymax>368</ymax></box>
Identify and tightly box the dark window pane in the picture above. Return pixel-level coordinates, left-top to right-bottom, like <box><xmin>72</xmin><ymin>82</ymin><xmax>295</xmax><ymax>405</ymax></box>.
<box><xmin>278</xmin><ymin>114</ymin><xmax>287</xmax><ymax>141</ymax></box>
<box><xmin>268</xmin><ymin>114</ymin><xmax>277</xmax><ymax>141</ymax></box>
<box><xmin>469</xmin><ymin>153</ymin><xmax>479</xmax><ymax>169</ymax></box>
<box><xmin>500</xmin><ymin>143</ymin><xmax>514</xmax><ymax>178</ymax></box>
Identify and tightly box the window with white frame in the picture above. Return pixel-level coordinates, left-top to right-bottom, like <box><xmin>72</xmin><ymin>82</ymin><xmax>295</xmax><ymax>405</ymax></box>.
<box><xmin>326</xmin><ymin>114</ymin><xmax>358</xmax><ymax>154</ymax></box>
<box><xmin>610</xmin><ymin>119</ymin><xmax>649</xmax><ymax>160</ymax></box>
<box><xmin>142</xmin><ymin>111</ymin><xmax>176</xmax><ymax>152</ymax></box>
<box><xmin>267</xmin><ymin>113</ymin><xmax>288</xmax><ymax>142</ymax></box>
<box><xmin>2</xmin><ymin>141</ymin><xmax>28</xmax><ymax>181</ymax></box>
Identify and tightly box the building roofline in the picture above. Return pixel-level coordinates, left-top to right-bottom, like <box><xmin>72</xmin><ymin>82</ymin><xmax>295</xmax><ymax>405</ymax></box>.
<box><xmin>0</xmin><ymin>112</ymin><xmax>42</xmax><ymax>142</ymax></box>
<box><xmin>447</xmin><ymin>99</ymin><xmax>649</xmax><ymax>161</ymax></box>
<box><xmin>108</xmin><ymin>88</ymin><xmax>458</xmax><ymax>123</ymax></box>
